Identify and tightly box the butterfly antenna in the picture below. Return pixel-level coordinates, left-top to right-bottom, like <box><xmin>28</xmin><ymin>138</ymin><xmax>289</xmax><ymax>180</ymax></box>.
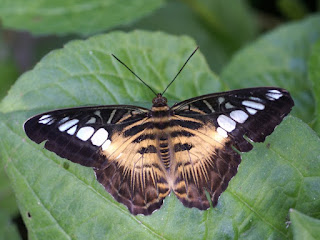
<box><xmin>111</xmin><ymin>54</ymin><xmax>157</xmax><ymax>96</ymax></box>
<box><xmin>162</xmin><ymin>46</ymin><xmax>199</xmax><ymax>95</ymax></box>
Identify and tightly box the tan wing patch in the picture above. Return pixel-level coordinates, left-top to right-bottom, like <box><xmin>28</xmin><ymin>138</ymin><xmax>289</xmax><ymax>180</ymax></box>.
<box><xmin>168</xmin><ymin>119</ymin><xmax>241</xmax><ymax>210</ymax></box>
<box><xmin>96</xmin><ymin>119</ymin><xmax>170</xmax><ymax>215</ymax></box>
<box><xmin>95</xmin><ymin>114</ymin><xmax>241</xmax><ymax>214</ymax></box>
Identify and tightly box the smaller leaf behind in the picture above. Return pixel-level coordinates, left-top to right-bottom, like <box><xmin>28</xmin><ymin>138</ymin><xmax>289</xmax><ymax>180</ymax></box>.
<box><xmin>290</xmin><ymin>209</ymin><xmax>320</xmax><ymax>240</ymax></box>
<box><xmin>308</xmin><ymin>40</ymin><xmax>320</xmax><ymax>135</ymax></box>
<box><xmin>0</xmin><ymin>0</ymin><xmax>164</xmax><ymax>35</ymax></box>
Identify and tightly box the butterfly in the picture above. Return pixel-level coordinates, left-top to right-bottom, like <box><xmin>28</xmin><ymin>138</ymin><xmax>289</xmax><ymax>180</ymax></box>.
<box><xmin>24</xmin><ymin>48</ymin><xmax>294</xmax><ymax>215</ymax></box>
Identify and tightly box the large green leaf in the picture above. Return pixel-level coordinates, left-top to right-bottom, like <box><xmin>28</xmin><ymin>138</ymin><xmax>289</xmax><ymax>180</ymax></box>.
<box><xmin>0</xmin><ymin>0</ymin><xmax>164</xmax><ymax>35</ymax></box>
<box><xmin>308</xmin><ymin>40</ymin><xmax>320</xmax><ymax>134</ymax></box>
<box><xmin>0</xmin><ymin>31</ymin><xmax>319</xmax><ymax>239</ymax></box>
<box><xmin>290</xmin><ymin>209</ymin><xmax>320</xmax><ymax>240</ymax></box>
<box><xmin>221</xmin><ymin>14</ymin><xmax>320</xmax><ymax>124</ymax></box>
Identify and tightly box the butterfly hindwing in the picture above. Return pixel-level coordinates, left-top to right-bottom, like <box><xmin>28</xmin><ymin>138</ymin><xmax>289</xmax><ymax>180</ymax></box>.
<box><xmin>95</xmin><ymin>127</ymin><xmax>170</xmax><ymax>215</ymax></box>
<box><xmin>94</xmin><ymin>117</ymin><xmax>170</xmax><ymax>215</ymax></box>
<box><xmin>168</xmin><ymin>115</ymin><xmax>241</xmax><ymax>209</ymax></box>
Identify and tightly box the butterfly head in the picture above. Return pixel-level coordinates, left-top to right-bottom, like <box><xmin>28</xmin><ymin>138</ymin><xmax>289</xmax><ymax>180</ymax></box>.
<box><xmin>152</xmin><ymin>93</ymin><xmax>168</xmax><ymax>107</ymax></box>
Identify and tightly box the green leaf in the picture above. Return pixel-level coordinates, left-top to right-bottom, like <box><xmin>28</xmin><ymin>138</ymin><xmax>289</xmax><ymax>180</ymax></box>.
<box><xmin>0</xmin><ymin>156</ymin><xmax>20</xmax><ymax>239</ymax></box>
<box><xmin>277</xmin><ymin>0</ymin><xmax>308</xmax><ymax>19</ymax></box>
<box><xmin>308</xmin><ymin>39</ymin><xmax>320</xmax><ymax>134</ymax></box>
<box><xmin>1</xmin><ymin>31</ymin><xmax>319</xmax><ymax>239</ymax></box>
<box><xmin>0</xmin><ymin>60</ymin><xmax>19</xmax><ymax>100</ymax></box>
<box><xmin>0</xmin><ymin>30</ymin><xmax>19</xmax><ymax>100</ymax></box>
<box><xmin>181</xmin><ymin>0</ymin><xmax>258</xmax><ymax>51</ymax></box>
<box><xmin>0</xmin><ymin>211</ymin><xmax>21</xmax><ymax>240</ymax></box>
<box><xmin>128</xmin><ymin>0</ymin><xmax>258</xmax><ymax>73</ymax></box>
<box><xmin>0</xmin><ymin>0</ymin><xmax>164</xmax><ymax>35</ymax></box>
<box><xmin>221</xmin><ymin>14</ymin><xmax>320</xmax><ymax>124</ymax></box>
<box><xmin>0</xmin><ymin>29</ymin><xmax>20</xmax><ymax>226</ymax></box>
<box><xmin>290</xmin><ymin>209</ymin><xmax>320</xmax><ymax>240</ymax></box>
<box><xmin>0</xmin><ymin>161</ymin><xmax>19</xmax><ymax>217</ymax></box>
<box><xmin>0</xmin><ymin>31</ymin><xmax>220</xmax><ymax>112</ymax></box>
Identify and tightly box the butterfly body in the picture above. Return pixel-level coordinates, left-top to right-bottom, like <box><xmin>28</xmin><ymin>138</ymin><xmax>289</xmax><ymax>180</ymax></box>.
<box><xmin>24</xmin><ymin>86</ymin><xmax>294</xmax><ymax>215</ymax></box>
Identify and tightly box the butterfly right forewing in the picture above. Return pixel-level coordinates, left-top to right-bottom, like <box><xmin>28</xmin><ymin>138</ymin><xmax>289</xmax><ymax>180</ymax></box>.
<box><xmin>172</xmin><ymin>87</ymin><xmax>294</xmax><ymax>152</ymax></box>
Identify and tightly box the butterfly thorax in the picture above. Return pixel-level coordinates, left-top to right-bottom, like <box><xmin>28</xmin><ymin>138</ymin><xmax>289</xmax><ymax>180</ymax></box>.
<box><xmin>151</xmin><ymin>94</ymin><xmax>173</xmax><ymax>169</ymax></box>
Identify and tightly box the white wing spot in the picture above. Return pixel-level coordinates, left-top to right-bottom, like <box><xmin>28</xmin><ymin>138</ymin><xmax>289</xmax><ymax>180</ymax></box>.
<box><xmin>269</xmin><ymin>89</ymin><xmax>282</xmax><ymax>94</ymax></box>
<box><xmin>91</xmin><ymin>128</ymin><xmax>109</xmax><ymax>146</ymax></box>
<box><xmin>249</xmin><ymin>97</ymin><xmax>263</xmax><ymax>102</ymax></box>
<box><xmin>246</xmin><ymin>107</ymin><xmax>257</xmax><ymax>115</ymax></box>
<box><xmin>86</xmin><ymin>117</ymin><xmax>96</xmax><ymax>124</ymax></box>
<box><xmin>58</xmin><ymin>117</ymin><xmax>70</xmax><ymax>124</ymax></box>
<box><xmin>225</xmin><ymin>102</ymin><xmax>234</xmax><ymax>109</ymax></box>
<box><xmin>242</xmin><ymin>100</ymin><xmax>265</xmax><ymax>110</ymax></box>
<box><xmin>67</xmin><ymin>125</ymin><xmax>77</xmax><ymax>135</ymax></box>
<box><xmin>266</xmin><ymin>92</ymin><xmax>283</xmax><ymax>100</ymax></box>
<box><xmin>76</xmin><ymin>126</ymin><xmax>95</xmax><ymax>141</ymax></box>
<box><xmin>217</xmin><ymin>115</ymin><xmax>236</xmax><ymax>132</ymax></box>
<box><xmin>203</xmin><ymin>100</ymin><xmax>215</xmax><ymax>112</ymax></box>
<box><xmin>266</xmin><ymin>96</ymin><xmax>274</xmax><ymax>101</ymax></box>
<box><xmin>94</xmin><ymin>110</ymin><xmax>102</xmax><ymax>118</ymax></box>
<box><xmin>59</xmin><ymin>119</ymin><xmax>79</xmax><ymax>132</ymax></box>
<box><xmin>217</xmin><ymin>127</ymin><xmax>228</xmax><ymax>138</ymax></box>
<box><xmin>38</xmin><ymin>115</ymin><xmax>53</xmax><ymax>125</ymax></box>
<box><xmin>107</xmin><ymin>110</ymin><xmax>116</xmax><ymax>124</ymax></box>
<box><xmin>230</xmin><ymin>110</ymin><xmax>248</xmax><ymax>123</ymax></box>
<box><xmin>218</xmin><ymin>97</ymin><xmax>224</xmax><ymax>104</ymax></box>
<box><xmin>102</xmin><ymin>139</ymin><xmax>111</xmax><ymax>151</ymax></box>
<box><xmin>39</xmin><ymin>115</ymin><xmax>51</xmax><ymax>121</ymax></box>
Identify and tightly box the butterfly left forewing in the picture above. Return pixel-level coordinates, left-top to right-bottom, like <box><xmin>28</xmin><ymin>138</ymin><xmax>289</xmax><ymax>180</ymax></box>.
<box><xmin>170</xmin><ymin>87</ymin><xmax>294</xmax><ymax>209</ymax></box>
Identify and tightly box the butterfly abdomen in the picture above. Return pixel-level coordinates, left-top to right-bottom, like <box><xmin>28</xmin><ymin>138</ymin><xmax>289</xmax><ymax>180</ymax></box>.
<box><xmin>158</xmin><ymin>135</ymin><xmax>171</xmax><ymax>169</ymax></box>
<box><xmin>151</xmin><ymin>104</ymin><xmax>172</xmax><ymax>169</ymax></box>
